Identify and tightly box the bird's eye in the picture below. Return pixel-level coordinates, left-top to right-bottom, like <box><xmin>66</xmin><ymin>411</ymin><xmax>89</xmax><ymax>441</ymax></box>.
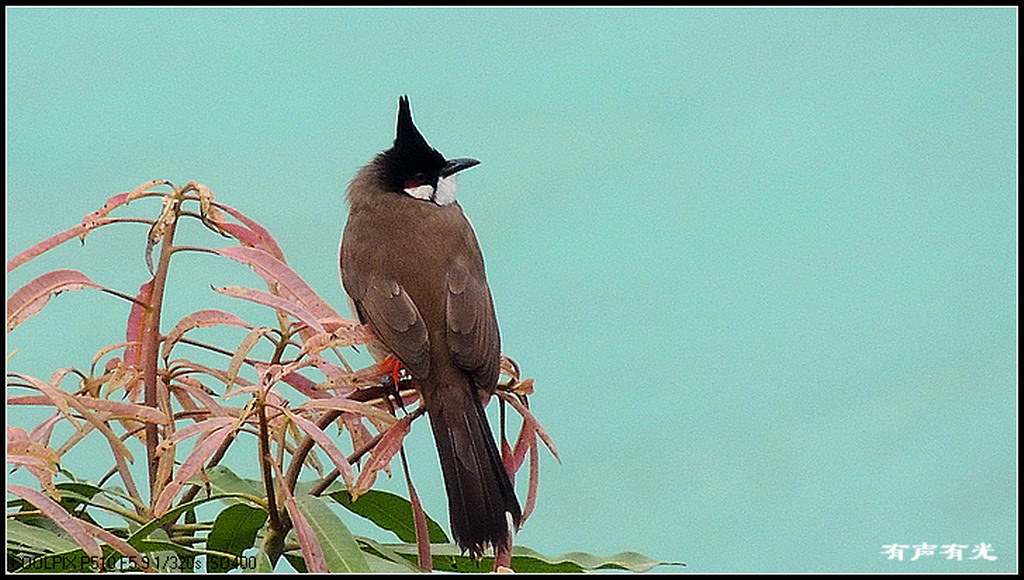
<box><xmin>404</xmin><ymin>173</ymin><xmax>428</xmax><ymax>189</ymax></box>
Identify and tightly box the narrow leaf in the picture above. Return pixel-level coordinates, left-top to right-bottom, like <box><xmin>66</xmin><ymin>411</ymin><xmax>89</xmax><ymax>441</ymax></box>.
<box><xmin>281</xmin><ymin>407</ymin><xmax>356</xmax><ymax>491</ymax></box>
<box><xmin>213</xmin><ymin>202</ymin><xmax>287</xmax><ymax>262</ymax></box>
<box><xmin>285</xmin><ymin>495</ymin><xmax>328</xmax><ymax>573</ymax></box>
<box><xmin>329</xmin><ymin>489</ymin><xmax>449</xmax><ymax>544</ymax></box>
<box><xmin>215</xmin><ymin>246</ymin><xmax>340</xmax><ymax>320</ymax></box>
<box><xmin>352</xmin><ymin>416</ymin><xmax>412</xmax><ymax>499</ymax></box>
<box><xmin>162</xmin><ymin>309</ymin><xmax>253</xmax><ymax>359</ymax></box>
<box><xmin>6</xmin><ymin>220</ymin><xmax>113</xmax><ymax>274</ymax></box>
<box><xmin>7</xmin><ymin>181</ymin><xmax>168</xmax><ymax>273</ymax></box>
<box><xmin>224</xmin><ymin>327</ymin><xmax>272</xmax><ymax>393</ymax></box>
<box><xmin>404</xmin><ymin>466</ymin><xmax>432</xmax><ymax>569</ymax></box>
<box><xmin>292</xmin><ymin>494</ymin><xmax>370</xmax><ymax>573</ymax></box>
<box><xmin>497</xmin><ymin>392</ymin><xmax>560</xmax><ymax>462</ymax></box>
<box><xmin>124</xmin><ymin>280</ymin><xmax>153</xmax><ymax>370</ymax></box>
<box><xmin>214</xmin><ymin>285</ymin><xmax>326</xmax><ymax>333</ymax></box>
<box><xmin>6</xmin><ymin>484</ymin><xmax>103</xmax><ymax>559</ymax></box>
<box><xmin>156</xmin><ymin>416</ymin><xmax>238</xmax><ymax>455</ymax></box>
<box><xmin>6</xmin><ymin>518</ymin><xmax>79</xmax><ymax>555</ymax></box>
<box><xmin>153</xmin><ymin>424</ymin><xmax>236</xmax><ymax>516</ymax></box>
<box><xmin>68</xmin><ymin>397</ymin><xmax>170</xmax><ymax>426</ymax></box>
<box><xmin>77</xmin><ymin>518</ymin><xmax>147</xmax><ymax>564</ymax></box>
<box><xmin>298</xmin><ymin>397</ymin><xmax>398</xmax><ymax>427</ymax></box>
<box><xmin>7</xmin><ymin>269</ymin><xmax>103</xmax><ymax>332</ymax></box>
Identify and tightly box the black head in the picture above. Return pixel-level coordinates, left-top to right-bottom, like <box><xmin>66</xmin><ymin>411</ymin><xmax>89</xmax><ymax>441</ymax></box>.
<box><xmin>378</xmin><ymin>96</ymin><xmax>479</xmax><ymax>205</ymax></box>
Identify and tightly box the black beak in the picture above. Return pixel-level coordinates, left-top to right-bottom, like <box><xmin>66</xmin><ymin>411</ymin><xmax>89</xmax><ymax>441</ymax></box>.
<box><xmin>440</xmin><ymin>157</ymin><xmax>480</xmax><ymax>178</ymax></box>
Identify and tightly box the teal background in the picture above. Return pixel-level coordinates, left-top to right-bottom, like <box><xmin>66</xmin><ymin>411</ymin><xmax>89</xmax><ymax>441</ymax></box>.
<box><xmin>5</xmin><ymin>7</ymin><xmax>1017</xmax><ymax>573</ymax></box>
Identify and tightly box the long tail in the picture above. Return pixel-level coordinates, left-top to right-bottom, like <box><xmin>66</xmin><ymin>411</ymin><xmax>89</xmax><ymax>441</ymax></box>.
<box><xmin>427</xmin><ymin>385</ymin><xmax>522</xmax><ymax>559</ymax></box>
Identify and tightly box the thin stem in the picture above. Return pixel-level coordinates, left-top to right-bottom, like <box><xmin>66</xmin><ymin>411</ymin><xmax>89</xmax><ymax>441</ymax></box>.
<box><xmin>174</xmin><ymin>337</ymin><xmax>260</xmax><ymax>363</ymax></box>
<box><xmin>106</xmin><ymin>217</ymin><xmax>158</xmax><ymax>226</ymax></box>
<box><xmin>308</xmin><ymin>405</ymin><xmax>427</xmax><ymax>497</ymax></box>
<box><xmin>255</xmin><ymin>327</ymin><xmax>293</xmax><ymax>535</ymax></box>
<box><xmin>257</xmin><ymin>393</ymin><xmax>282</xmax><ymax>532</ymax></box>
<box><xmin>168</xmin><ymin>245</ymin><xmax>219</xmax><ymax>257</ymax></box>
<box><xmin>142</xmin><ymin>189</ymin><xmax>183</xmax><ymax>503</ymax></box>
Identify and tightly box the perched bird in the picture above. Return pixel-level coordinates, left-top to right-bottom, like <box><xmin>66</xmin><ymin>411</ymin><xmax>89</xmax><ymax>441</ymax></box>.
<box><xmin>339</xmin><ymin>96</ymin><xmax>521</xmax><ymax>558</ymax></box>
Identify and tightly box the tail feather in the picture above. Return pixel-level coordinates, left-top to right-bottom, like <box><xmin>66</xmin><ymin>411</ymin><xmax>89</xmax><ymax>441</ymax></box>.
<box><xmin>428</xmin><ymin>388</ymin><xmax>522</xmax><ymax>559</ymax></box>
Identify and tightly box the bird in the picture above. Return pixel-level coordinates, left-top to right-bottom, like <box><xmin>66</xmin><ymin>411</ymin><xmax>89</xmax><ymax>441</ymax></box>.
<box><xmin>339</xmin><ymin>96</ymin><xmax>522</xmax><ymax>559</ymax></box>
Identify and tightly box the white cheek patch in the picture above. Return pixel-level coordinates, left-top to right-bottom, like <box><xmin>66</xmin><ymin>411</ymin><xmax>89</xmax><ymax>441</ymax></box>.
<box><xmin>434</xmin><ymin>174</ymin><xmax>457</xmax><ymax>206</ymax></box>
<box><xmin>403</xmin><ymin>183</ymin><xmax>435</xmax><ymax>201</ymax></box>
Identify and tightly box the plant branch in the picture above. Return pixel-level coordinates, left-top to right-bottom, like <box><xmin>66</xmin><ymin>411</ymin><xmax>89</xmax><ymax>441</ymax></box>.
<box><xmin>308</xmin><ymin>405</ymin><xmax>427</xmax><ymax>497</ymax></box>
<box><xmin>257</xmin><ymin>388</ymin><xmax>282</xmax><ymax>533</ymax></box>
<box><xmin>141</xmin><ymin>187</ymin><xmax>185</xmax><ymax>503</ymax></box>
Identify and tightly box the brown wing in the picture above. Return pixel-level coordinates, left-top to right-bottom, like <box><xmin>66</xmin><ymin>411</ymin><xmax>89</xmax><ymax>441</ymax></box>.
<box><xmin>446</xmin><ymin>258</ymin><xmax>501</xmax><ymax>394</ymax></box>
<box><xmin>352</xmin><ymin>275</ymin><xmax>431</xmax><ymax>379</ymax></box>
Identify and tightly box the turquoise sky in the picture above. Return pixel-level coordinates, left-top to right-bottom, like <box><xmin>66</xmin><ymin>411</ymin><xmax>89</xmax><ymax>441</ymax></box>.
<box><xmin>6</xmin><ymin>7</ymin><xmax>1017</xmax><ymax>573</ymax></box>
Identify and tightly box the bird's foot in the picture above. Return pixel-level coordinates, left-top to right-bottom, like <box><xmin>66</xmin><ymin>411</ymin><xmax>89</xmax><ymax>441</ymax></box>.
<box><xmin>376</xmin><ymin>355</ymin><xmax>408</xmax><ymax>412</ymax></box>
<box><xmin>376</xmin><ymin>355</ymin><xmax>405</xmax><ymax>387</ymax></box>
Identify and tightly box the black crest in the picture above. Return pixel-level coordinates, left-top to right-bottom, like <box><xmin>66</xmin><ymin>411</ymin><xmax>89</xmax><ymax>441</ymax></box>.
<box><xmin>392</xmin><ymin>96</ymin><xmax>443</xmax><ymax>162</ymax></box>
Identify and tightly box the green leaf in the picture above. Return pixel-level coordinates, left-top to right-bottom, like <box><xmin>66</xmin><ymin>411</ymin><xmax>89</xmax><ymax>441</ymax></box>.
<box><xmin>380</xmin><ymin>543</ymin><xmax>684</xmax><ymax>573</ymax></box>
<box><xmin>127</xmin><ymin>493</ymin><xmax>264</xmax><ymax>546</ymax></box>
<box><xmin>363</xmin><ymin>550</ymin><xmax>424</xmax><ymax>572</ymax></box>
<box><xmin>354</xmin><ymin>536</ymin><xmax>423</xmax><ymax>572</ymax></box>
<box><xmin>200</xmin><ymin>465</ymin><xmax>265</xmax><ymax>499</ymax></box>
<box><xmin>292</xmin><ymin>494</ymin><xmax>370</xmax><ymax>573</ymax></box>
<box><xmin>329</xmin><ymin>488</ymin><xmax>449</xmax><ymax>544</ymax></box>
<box><xmin>206</xmin><ymin>504</ymin><xmax>268</xmax><ymax>572</ymax></box>
<box><xmin>6</xmin><ymin>518</ymin><xmax>79</xmax><ymax>554</ymax></box>
<box><xmin>54</xmin><ymin>481</ymin><xmax>104</xmax><ymax>499</ymax></box>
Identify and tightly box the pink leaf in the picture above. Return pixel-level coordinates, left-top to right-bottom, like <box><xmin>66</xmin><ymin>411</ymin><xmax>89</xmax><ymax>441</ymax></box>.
<box><xmin>7</xmin><ymin>395</ymin><xmax>57</xmax><ymax>406</ymax></box>
<box><xmin>174</xmin><ymin>361</ymin><xmax>256</xmax><ymax>393</ymax></box>
<box><xmin>6</xmin><ymin>180</ymin><xmax>169</xmax><ymax>273</ymax></box>
<box><xmin>280</xmin><ymin>371</ymin><xmax>327</xmax><ymax>399</ymax></box>
<box><xmin>402</xmin><ymin>457</ymin><xmax>432</xmax><ymax>570</ymax></box>
<box><xmin>76</xmin><ymin>518</ymin><xmax>148</xmax><ymax>568</ymax></box>
<box><xmin>204</xmin><ymin>203</ymin><xmax>265</xmax><ymax>247</ymax></box>
<box><xmin>153</xmin><ymin>424</ymin><xmax>235</xmax><ymax>516</ymax></box>
<box><xmin>281</xmin><ymin>407</ymin><xmax>356</xmax><ymax>491</ymax></box>
<box><xmin>7</xmin><ymin>484</ymin><xmax>103</xmax><ymax>558</ymax></box>
<box><xmin>67</xmin><ymin>397</ymin><xmax>170</xmax><ymax>426</ymax></box>
<box><xmin>215</xmin><ymin>247</ymin><xmax>341</xmax><ymax>320</ymax></box>
<box><xmin>7</xmin><ymin>431</ymin><xmax>61</xmax><ymax>498</ymax></box>
<box><xmin>214</xmin><ymin>285</ymin><xmax>326</xmax><ymax>333</ymax></box>
<box><xmin>10</xmin><ymin>373</ymin><xmax>82</xmax><ymax>430</ymax></box>
<box><xmin>225</xmin><ymin>327</ymin><xmax>273</xmax><ymax>394</ymax></box>
<box><xmin>28</xmin><ymin>414</ymin><xmax>63</xmax><ymax>446</ymax></box>
<box><xmin>299</xmin><ymin>327</ymin><xmax>370</xmax><ymax>358</ymax></box>
<box><xmin>155</xmin><ymin>416</ymin><xmax>238</xmax><ymax>456</ymax></box>
<box><xmin>285</xmin><ymin>496</ymin><xmax>328</xmax><ymax>573</ymax></box>
<box><xmin>7</xmin><ymin>222</ymin><xmax>109</xmax><ymax>273</ymax></box>
<box><xmin>8</xmin><ymin>426</ymin><xmax>29</xmax><ymax>443</ymax></box>
<box><xmin>506</xmin><ymin>421</ymin><xmax>534</xmax><ymax>475</ymax></box>
<box><xmin>170</xmin><ymin>375</ymin><xmax>231</xmax><ymax>417</ymax></box>
<box><xmin>82</xmin><ymin>181</ymin><xmax>170</xmax><ymax>225</ymax></box>
<box><xmin>523</xmin><ymin>436</ymin><xmax>540</xmax><ymax>522</ymax></box>
<box><xmin>7</xmin><ymin>269</ymin><xmax>103</xmax><ymax>332</ymax></box>
<box><xmin>213</xmin><ymin>203</ymin><xmax>287</xmax><ymax>262</ymax></box>
<box><xmin>162</xmin><ymin>309</ymin><xmax>253</xmax><ymax>359</ymax></box>
<box><xmin>352</xmin><ymin>416</ymin><xmax>412</xmax><ymax>499</ymax></box>
<box><xmin>299</xmin><ymin>397</ymin><xmax>399</xmax><ymax>427</ymax></box>
<box><xmin>497</xmin><ymin>392</ymin><xmax>560</xmax><ymax>462</ymax></box>
<box><xmin>124</xmin><ymin>280</ymin><xmax>154</xmax><ymax>370</ymax></box>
